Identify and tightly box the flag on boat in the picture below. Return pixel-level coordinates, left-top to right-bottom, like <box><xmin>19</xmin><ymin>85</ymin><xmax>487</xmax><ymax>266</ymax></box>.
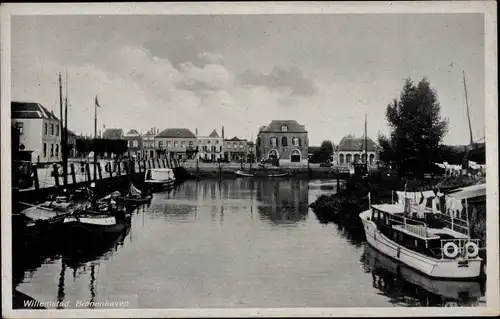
<box><xmin>95</xmin><ymin>95</ymin><xmax>101</xmax><ymax>108</ymax></box>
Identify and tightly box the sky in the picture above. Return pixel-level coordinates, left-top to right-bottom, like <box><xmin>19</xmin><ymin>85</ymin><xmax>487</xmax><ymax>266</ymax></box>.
<box><xmin>11</xmin><ymin>13</ymin><xmax>485</xmax><ymax>146</ymax></box>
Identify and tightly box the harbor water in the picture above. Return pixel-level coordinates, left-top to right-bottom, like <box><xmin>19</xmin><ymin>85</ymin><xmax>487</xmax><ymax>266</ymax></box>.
<box><xmin>14</xmin><ymin>179</ymin><xmax>485</xmax><ymax>308</ymax></box>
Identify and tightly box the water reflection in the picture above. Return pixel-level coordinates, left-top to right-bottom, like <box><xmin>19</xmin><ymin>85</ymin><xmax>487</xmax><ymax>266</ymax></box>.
<box><xmin>256</xmin><ymin>179</ymin><xmax>309</xmax><ymax>226</ymax></box>
<box><xmin>147</xmin><ymin>179</ymin><xmax>309</xmax><ymax>226</ymax></box>
<box><xmin>362</xmin><ymin>244</ymin><xmax>485</xmax><ymax>307</ymax></box>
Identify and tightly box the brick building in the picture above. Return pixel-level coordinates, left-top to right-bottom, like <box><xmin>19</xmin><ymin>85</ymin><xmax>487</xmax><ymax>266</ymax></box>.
<box><xmin>256</xmin><ymin>120</ymin><xmax>309</xmax><ymax>165</ymax></box>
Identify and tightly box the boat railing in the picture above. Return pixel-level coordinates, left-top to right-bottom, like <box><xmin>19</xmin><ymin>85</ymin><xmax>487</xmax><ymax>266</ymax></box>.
<box><xmin>389</xmin><ymin>215</ymin><xmax>428</xmax><ymax>238</ymax></box>
<box><xmin>439</xmin><ymin>238</ymin><xmax>480</xmax><ymax>259</ymax></box>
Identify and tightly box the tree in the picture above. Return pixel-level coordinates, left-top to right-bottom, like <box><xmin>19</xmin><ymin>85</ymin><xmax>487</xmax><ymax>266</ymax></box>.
<box><xmin>378</xmin><ymin>78</ymin><xmax>448</xmax><ymax>178</ymax></box>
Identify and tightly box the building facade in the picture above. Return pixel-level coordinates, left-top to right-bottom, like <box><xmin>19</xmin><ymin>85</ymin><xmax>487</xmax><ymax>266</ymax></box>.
<box><xmin>141</xmin><ymin>127</ymin><xmax>159</xmax><ymax>159</ymax></box>
<box><xmin>197</xmin><ymin>129</ymin><xmax>224</xmax><ymax>162</ymax></box>
<box><xmin>223</xmin><ymin>137</ymin><xmax>248</xmax><ymax>162</ymax></box>
<box><xmin>123</xmin><ymin>129</ymin><xmax>143</xmax><ymax>158</ymax></box>
<box><xmin>336</xmin><ymin>135</ymin><xmax>378</xmax><ymax>168</ymax></box>
<box><xmin>155</xmin><ymin>128</ymin><xmax>197</xmax><ymax>160</ymax></box>
<box><xmin>256</xmin><ymin>120</ymin><xmax>309</xmax><ymax>165</ymax></box>
<box><xmin>11</xmin><ymin>102</ymin><xmax>62</xmax><ymax>164</ymax></box>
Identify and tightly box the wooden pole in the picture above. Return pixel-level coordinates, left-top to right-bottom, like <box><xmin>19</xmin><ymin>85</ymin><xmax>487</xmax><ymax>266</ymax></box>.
<box><xmin>32</xmin><ymin>164</ymin><xmax>40</xmax><ymax>191</ymax></box>
<box><xmin>109</xmin><ymin>162</ymin><xmax>113</xmax><ymax>178</ymax></box>
<box><xmin>97</xmin><ymin>162</ymin><xmax>103</xmax><ymax>180</ymax></box>
<box><xmin>85</xmin><ymin>162</ymin><xmax>91</xmax><ymax>183</ymax></box>
<box><xmin>70</xmin><ymin>163</ymin><xmax>76</xmax><ymax>184</ymax></box>
<box><xmin>53</xmin><ymin>164</ymin><xmax>60</xmax><ymax>187</ymax></box>
<box><xmin>117</xmin><ymin>161</ymin><xmax>121</xmax><ymax>176</ymax></box>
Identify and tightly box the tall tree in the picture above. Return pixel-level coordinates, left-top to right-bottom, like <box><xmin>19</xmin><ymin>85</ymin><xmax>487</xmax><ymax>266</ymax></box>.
<box><xmin>378</xmin><ymin>78</ymin><xmax>448</xmax><ymax>177</ymax></box>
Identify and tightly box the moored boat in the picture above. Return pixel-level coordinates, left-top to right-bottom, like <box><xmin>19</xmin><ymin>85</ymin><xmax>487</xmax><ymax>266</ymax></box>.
<box><xmin>359</xmin><ymin>190</ymin><xmax>483</xmax><ymax>279</ymax></box>
<box><xmin>235</xmin><ymin>170</ymin><xmax>255</xmax><ymax>177</ymax></box>
<box><xmin>116</xmin><ymin>182</ymin><xmax>152</xmax><ymax>205</ymax></box>
<box><xmin>144</xmin><ymin>168</ymin><xmax>175</xmax><ymax>191</ymax></box>
<box><xmin>17</xmin><ymin>187</ymin><xmax>93</xmax><ymax>239</ymax></box>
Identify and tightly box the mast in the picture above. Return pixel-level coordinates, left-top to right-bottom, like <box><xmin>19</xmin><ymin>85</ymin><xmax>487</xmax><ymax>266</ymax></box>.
<box><xmin>364</xmin><ymin>113</ymin><xmax>368</xmax><ymax>163</ymax></box>
<box><xmin>63</xmin><ymin>71</ymin><xmax>69</xmax><ymax>186</ymax></box>
<box><xmin>58</xmin><ymin>73</ymin><xmax>64</xmax><ymax>185</ymax></box>
<box><xmin>92</xmin><ymin>96</ymin><xmax>98</xmax><ymax>208</ymax></box>
<box><xmin>463</xmin><ymin>70</ymin><xmax>474</xmax><ymax>146</ymax></box>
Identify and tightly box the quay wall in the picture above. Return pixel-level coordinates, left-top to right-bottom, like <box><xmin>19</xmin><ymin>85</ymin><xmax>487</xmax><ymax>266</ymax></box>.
<box><xmin>184</xmin><ymin>166</ymin><xmax>351</xmax><ymax>180</ymax></box>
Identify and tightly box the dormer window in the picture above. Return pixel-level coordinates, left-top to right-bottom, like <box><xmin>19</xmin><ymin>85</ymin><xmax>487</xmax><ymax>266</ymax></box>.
<box><xmin>281</xmin><ymin>125</ymin><xmax>288</xmax><ymax>132</ymax></box>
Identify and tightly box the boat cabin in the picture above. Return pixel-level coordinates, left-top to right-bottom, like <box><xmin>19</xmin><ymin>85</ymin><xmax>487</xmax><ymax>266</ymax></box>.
<box><xmin>145</xmin><ymin>168</ymin><xmax>175</xmax><ymax>182</ymax></box>
<box><xmin>369</xmin><ymin>204</ymin><xmax>478</xmax><ymax>260</ymax></box>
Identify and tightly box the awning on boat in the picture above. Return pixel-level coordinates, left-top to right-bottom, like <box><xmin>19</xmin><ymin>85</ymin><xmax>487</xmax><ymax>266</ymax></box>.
<box><xmin>447</xmin><ymin>183</ymin><xmax>486</xmax><ymax>200</ymax></box>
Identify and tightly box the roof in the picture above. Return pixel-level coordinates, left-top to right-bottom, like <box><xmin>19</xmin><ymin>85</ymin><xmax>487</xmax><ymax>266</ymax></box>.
<box><xmin>126</xmin><ymin>129</ymin><xmax>140</xmax><ymax>135</ymax></box>
<box><xmin>102</xmin><ymin>128</ymin><xmax>124</xmax><ymax>139</ymax></box>
<box><xmin>11</xmin><ymin>102</ymin><xmax>59</xmax><ymax>120</ymax></box>
<box><xmin>338</xmin><ymin>136</ymin><xmax>378</xmax><ymax>152</ymax></box>
<box><xmin>209</xmin><ymin>129</ymin><xmax>219</xmax><ymax>138</ymax></box>
<box><xmin>259</xmin><ymin>120</ymin><xmax>307</xmax><ymax>133</ymax></box>
<box><xmin>448</xmin><ymin>183</ymin><xmax>486</xmax><ymax>200</ymax></box>
<box><xmin>225</xmin><ymin>136</ymin><xmax>246</xmax><ymax>142</ymax></box>
<box><xmin>156</xmin><ymin>128</ymin><xmax>196</xmax><ymax>138</ymax></box>
<box><xmin>371</xmin><ymin>204</ymin><xmax>405</xmax><ymax>215</ymax></box>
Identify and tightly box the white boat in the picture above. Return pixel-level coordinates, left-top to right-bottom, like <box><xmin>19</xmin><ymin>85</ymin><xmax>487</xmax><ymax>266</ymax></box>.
<box><xmin>359</xmin><ymin>200</ymin><xmax>482</xmax><ymax>279</ymax></box>
<box><xmin>144</xmin><ymin>168</ymin><xmax>176</xmax><ymax>190</ymax></box>
<box><xmin>235</xmin><ymin>170</ymin><xmax>255</xmax><ymax>177</ymax></box>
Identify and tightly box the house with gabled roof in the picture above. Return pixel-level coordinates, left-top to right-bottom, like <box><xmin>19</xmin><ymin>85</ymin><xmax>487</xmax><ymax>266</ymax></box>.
<box><xmin>11</xmin><ymin>101</ymin><xmax>62</xmax><ymax>163</ymax></box>
<box><xmin>155</xmin><ymin>128</ymin><xmax>197</xmax><ymax>160</ymax></box>
<box><xmin>336</xmin><ymin>134</ymin><xmax>379</xmax><ymax>167</ymax></box>
<box><xmin>197</xmin><ymin>127</ymin><xmax>224</xmax><ymax>162</ymax></box>
<box><xmin>256</xmin><ymin>120</ymin><xmax>309</xmax><ymax>165</ymax></box>
<box><xmin>123</xmin><ymin>128</ymin><xmax>143</xmax><ymax>158</ymax></box>
<box><xmin>223</xmin><ymin>136</ymin><xmax>249</xmax><ymax>162</ymax></box>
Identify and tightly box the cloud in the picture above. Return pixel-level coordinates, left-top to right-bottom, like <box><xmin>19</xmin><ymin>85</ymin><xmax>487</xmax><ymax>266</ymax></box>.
<box><xmin>175</xmin><ymin>62</ymin><xmax>233</xmax><ymax>93</ymax></box>
<box><xmin>237</xmin><ymin>66</ymin><xmax>317</xmax><ymax>97</ymax></box>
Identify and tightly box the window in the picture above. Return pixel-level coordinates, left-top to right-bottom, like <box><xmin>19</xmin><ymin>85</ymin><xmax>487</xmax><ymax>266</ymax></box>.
<box><xmin>44</xmin><ymin>123</ymin><xmax>48</xmax><ymax>135</ymax></box>
<box><xmin>281</xmin><ymin>136</ymin><xmax>288</xmax><ymax>147</ymax></box>
<box><xmin>346</xmin><ymin>154</ymin><xmax>352</xmax><ymax>164</ymax></box>
<box><xmin>174</xmin><ymin>141</ymin><xmax>179</xmax><ymax>148</ymax></box>
<box><xmin>50</xmin><ymin>144</ymin><xmax>54</xmax><ymax>157</ymax></box>
<box><xmin>228</xmin><ymin>144</ymin><xmax>232</xmax><ymax>149</ymax></box>
<box><xmin>281</xmin><ymin>125</ymin><xmax>288</xmax><ymax>132</ymax></box>
<box><xmin>133</xmin><ymin>140</ymin><xmax>138</xmax><ymax>148</ymax></box>
<box><xmin>207</xmin><ymin>140</ymin><xmax>211</xmax><ymax>144</ymax></box>
<box><xmin>240</xmin><ymin>143</ymin><xmax>244</xmax><ymax>149</ymax></box>
<box><xmin>270</xmin><ymin>137</ymin><xmax>277</xmax><ymax>147</ymax></box>
<box><xmin>43</xmin><ymin>143</ymin><xmax>47</xmax><ymax>157</ymax></box>
<box><xmin>15</xmin><ymin>122</ymin><xmax>24</xmax><ymax>135</ymax></box>
<box><xmin>181</xmin><ymin>141</ymin><xmax>186</xmax><ymax>148</ymax></box>
<box><xmin>292</xmin><ymin>137</ymin><xmax>301</xmax><ymax>147</ymax></box>
<box><xmin>166</xmin><ymin>141</ymin><xmax>171</xmax><ymax>148</ymax></box>
<box><xmin>50</xmin><ymin>124</ymin><xmax>54</xmax><ymax>135</ymax></box>
<box><xmin>189</xmin><ymin>141</ymin><xmax>194</xmax><ymax>147</ymax></box>
<box><xmin>354</xmin><ymin>154</ymin><xmax>360</xmax><ymax>163</ymax></box>
<box><xmin>55</xmin><ymin>124</ymin><xmax>59</xmax><ymax>136</ymax></box>
<box><xmin>339</xmin><ymin>154</ymin><xmax>344</xmax><ymax>164</ymax></box>
<box><xmin>369</xmin><ymin>154</ymin><xmax>375</xmax><ymax>164</ymax></box>
<box><xmin>215</xmin><ymin>140</ymin><xmax>219</xmax><ymax>144</ymax></box>
<box><xmin>55</xmin><ymin>145</ymin><xmax>59</xmax><ymax>157</ymax></box>
<box><xmin>159</xmin><ymin>141</ymin><xmax>164</xmax><ymax>148</ymax></box>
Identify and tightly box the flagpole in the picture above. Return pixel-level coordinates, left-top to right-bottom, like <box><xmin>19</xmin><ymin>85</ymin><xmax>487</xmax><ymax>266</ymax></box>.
<box><xmin>92</xmin><ymin>96</ymin><xmax>98</xmax><ymax>209</ymax></box>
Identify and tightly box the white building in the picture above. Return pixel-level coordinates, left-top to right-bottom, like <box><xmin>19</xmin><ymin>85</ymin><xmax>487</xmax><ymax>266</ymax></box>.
<box><xmin>11</xmin><ymin>102</ymin><xmax>62</xmax><ymax>164</ymax></box>
<box><xmin>197</xmin><ymin>129</ymin><xmax>224</xmax><ymax>162</ymax></box>
<box><xmin>336</xmin><ymin>134</ymin><xmax>379</xmax><ymax>168</ymax></box>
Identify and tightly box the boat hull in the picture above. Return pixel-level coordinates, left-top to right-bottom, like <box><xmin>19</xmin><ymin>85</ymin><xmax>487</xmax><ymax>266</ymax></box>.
<box><xmin>359</xmin><ymin>209</ymin><xmax>482</xmax><ymax>279</ymax></box>
<box><xmin>145</xmin><ymin>179</ymin><xmax>175</xmax><ymax>191</ymax></box>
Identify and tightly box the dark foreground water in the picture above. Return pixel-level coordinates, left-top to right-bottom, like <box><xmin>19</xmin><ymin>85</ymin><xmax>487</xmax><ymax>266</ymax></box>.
<box><xmin>14</xmin><ymin>179</ymin><xmax>486</xmax><ymax>308</ymax></box>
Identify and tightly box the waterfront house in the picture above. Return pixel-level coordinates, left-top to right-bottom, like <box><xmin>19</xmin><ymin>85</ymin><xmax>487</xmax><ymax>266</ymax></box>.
<box><xmin>197</xmin><ymin>129</ymin><xmax>224</xmax><ymax>162</ymax></box>
<box><xmin>336</xmin><ymin>134</ymin><xmax>378</xmax><ymax>168</ymax></box>
<box><xmin>141</xmin><ymin>127</ymin><xmax>159</xmax><ymax>160</ymax></box>
<box><xmin>123</xmin><ymin>129</ymin><xmax>143</xmax><ymax>159</ymax></box>
<box><xmin>256</xmin><ymin>120</ymin><xmax>309</xmax><ymax>165</ymax></box>
<box><xmin>11</xmin><ymin>101</ymin><xmax>62</xmax><ymax>164</ymax></box>
<box><xmin>223</xmin><ymin>137</ymin><xmax>249</xmax><ymax>162</ymax></box>
<box><xmin>155</xmin><ymin>128</ymin><xmax>197</xmax><ymax>160</ymax></box>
